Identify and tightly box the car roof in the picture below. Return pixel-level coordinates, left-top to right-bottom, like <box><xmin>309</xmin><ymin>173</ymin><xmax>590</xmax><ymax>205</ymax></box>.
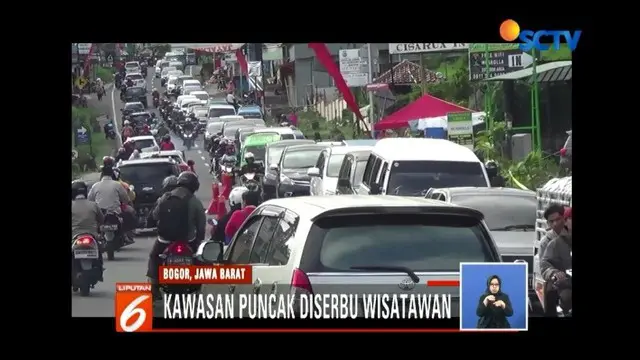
<box><xmin>436</xmin><ymin>187</ymin><xmax>536</xmax><ymax>197</ymax></box>
<box><xmin>284</xmin><ymin>144</ymin><xmax>326</xmax><ymax>153</ymax></box>
<box><xmin>190</xmin><ymin>91</ymin><xmax>208</xmax><ymax>95</ymax></box>
<box><xmin>267</xmin><ymin>139</ymin><xmax>316</xmax><ymax>149</ymax></box>
<box><xmin>327</xmin><ymin>145</ymin><xmax>373</xmax><ymax>155</ymax></box>
<box><xmin>129</xmin><ymin>135</ymin><xmax>156</xmax><ymax>141</ymax></box>
<box><xmin>124</xmin><ymin>102</ymin><xmax>143</xmax><ymax>106</ymax></box>
<box><xmin>373</xmin><ymin>138</ymin><xmax>480</xmax><ymax>162</ymax></box>
<box><xmin>343</xmin><ymin>139</ymin><xmax>378</xmax><ymax>146</ymax></box>
<box><xmin>178</xmin><ymin>75</ymin><xmax>193</xmax><ymax>79</ymax></box>
<box><xmin>263</xmin><ymin>195</ymin><xmax>482</xmax><ymax>221</ymax></box>
<box><xmin>254</xmin><ymin>127</ymin><xmax>295</xmax><ymax>135</ymax></box>
<box><xmin>141</xmin><ymin>150</ymin><xmax>182</xmax><ymax>157</ymax></box>
<box><xmin>118</xmin><ymin>158</ymin><xmax>175</xmax><ymax>166</ymax></box>
<box><xmin>126</xmin><ymin>72</ymin><xmax>142</xmax><ymax>76</ymax></box>
<box><xmin>209</xmin><ymin>104</ymin><xmax>235</xmax><ymax>109</ymax></box>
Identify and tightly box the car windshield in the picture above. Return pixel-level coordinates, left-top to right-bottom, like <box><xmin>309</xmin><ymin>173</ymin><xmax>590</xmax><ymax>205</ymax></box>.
<box><xmin>451</xmin><ymin>195</ymin><xmax>536</xmax><ymax>231</ymax></box>
<box><xmin>388</xmin><ymin>161</ymin><xmax>487</xmax><ymax>196</ymax></box>
<box><xmin>283</xmin><ymin>149</ymin><xmax>322</xmax><ymax>169</ymax></box>
<box><xmin>126</xmin><ymin>87</ymin><xmax>145</xmax><ymax>95</ymax></box>
<box><xmin>239</xmin><ymin>111</ymin><xmax>262</xmax><ymax>119</ymax></box>
<box><xmin>244</xmin><ymin>146</ymin><xmax>266</xmax><ymax>162</ymax></box>
<box><xmin>209</xmin><ymin>107</ymin><xmax>236</xmax><ymax>118</ymax></box>
<box><xmin>125</xmin><ymin>103</ymin><xmax>144</xmax><ymax>112</ymax></box>
<box><xmin>126</xmin><ymin>74</ymin><xmax>143</xmax><ymax>80</ymax></box>
<box><xmin>130</xmin><ymin>114</ymin><xmax>150</xmax><ymax>123</ymax></box>
<box><xmin>118</xmin><ymin>164</ymin><xmax>176</xmax><ymax>186</ymax></box>
<box><xmin>327</xmin><ymin>154</ymin><xmax>346</xmax><ymax>177</ymax></box>
<box><xmin>162</xmin><ymin>67</ymin><xmax>176</xmax><ymax>75</ymax></box>
<box><xmin>352</xmin><ymin>160</ymin><xmax>367</xmax><ymax>186</ymax></box>
<box><xmin>314</xmin><ymin>214</ymin><xmax>493</xmax><ymax>272</ymax></box>
<box><xmin>133</xmin><ymin>139</ymin><xmax>156</xmax><ymax>150</ymax></box>
<box><xmin>125</xmin><ymin>62</ymin><xmax>138</xmax><ymax>68</ymax></box>
<box><xmin>192</xmin><ymin>93</ymin><xmax>209</xmax><ymax>101</ymax></box>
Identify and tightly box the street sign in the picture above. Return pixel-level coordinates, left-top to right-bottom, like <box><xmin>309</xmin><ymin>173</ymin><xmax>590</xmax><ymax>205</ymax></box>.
<box><xmin>77</xmin><ymin>43</ymin><xmax>93</xmax><ymax>55</ymax></box>
<box><xmin>339</xmin><ymin>49</ymin><xmax>369</xmax><ymax>88</ymax></box>
<box><xmin>72</xmin><ymin>149</ymin><xmax>79</xmax><ymax>160</ymax></box>
<box><xmin>75</xmin><ymin>77</ymin><xmax>88</xmax><ymax>89</ymax></box>
<box><xmin>468</xmin><ymin>43</ymin><xmax>534</xmax><ymax>81</ymax></box>
<box><xmin>76</xmin><ymin>127</ymin><xmax>89</xmax><ymax>145</ymax></box>
<box><xmin>447</xmin><ymin>112</ymin><xmax>474</xmax><ymax>150</ymax></box>
<box><xmin>389</xmin><ymin>43</ymin><xmax>468</xmax><ymax>55</ymax></box>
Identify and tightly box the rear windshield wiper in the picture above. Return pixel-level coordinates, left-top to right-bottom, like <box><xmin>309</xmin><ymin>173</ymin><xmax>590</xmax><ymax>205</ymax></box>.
<box><xmin>491</xmin><ymin>225</ymin><xmax>535</xmax><ymax>231</ymax></box>
<box><xmin>350</xmin><ymin>265</ymin><xmax>420</xmax><ymax>283</ymax></box>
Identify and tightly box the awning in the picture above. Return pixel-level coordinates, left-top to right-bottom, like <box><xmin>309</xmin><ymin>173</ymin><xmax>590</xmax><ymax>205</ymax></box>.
<box><xmin>374</xmin><ymin>59</ymin><xmax>440</xmax><ymax>85</ymax></box>
<box><xmin>485</xmin><ymin>61</ymin><xmax>572</xmax><ymax>82</ymax></box>
<box><xmin>168</xmin><ymin>43</ymin><xmax>245</xmax><ymax>53</ymax></box>
<box><xmin>374</xmin><ymin>94</ymin><xmax>474</xmax><ymax>131</ymax></box>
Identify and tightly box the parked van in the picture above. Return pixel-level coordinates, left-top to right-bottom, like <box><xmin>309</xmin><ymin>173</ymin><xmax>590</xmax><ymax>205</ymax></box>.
<box><xmin>356</xmin><ymin>138</ymin><xmax>490</xmax><ymax>196</ymax></box>
<box><xmin>309</xmin><ymin>145</ymin><xmax>373</xmax><ymax>196</ymax></box>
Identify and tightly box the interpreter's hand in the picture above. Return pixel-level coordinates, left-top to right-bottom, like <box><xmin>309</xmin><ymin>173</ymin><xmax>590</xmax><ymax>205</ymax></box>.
<box><xmin>494</xmin><ymin>300</ymin><xmax>505</xmax><ymax>308</ymax></box>
<box><xmin>483</xmin><ymin>295</ymin><xmax>495</xmax><ymax>306</ymax></box>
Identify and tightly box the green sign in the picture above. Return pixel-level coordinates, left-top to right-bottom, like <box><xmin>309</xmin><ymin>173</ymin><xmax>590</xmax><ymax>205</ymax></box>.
<box><xmin>468</xmin><ymin>43</ymin><xmax>519</xmax><ymax>53</ymax></box>
<box><xmin>447</xmin><ymin>112</ymin><xmax>474</xmax><ymax>150</ymax></box>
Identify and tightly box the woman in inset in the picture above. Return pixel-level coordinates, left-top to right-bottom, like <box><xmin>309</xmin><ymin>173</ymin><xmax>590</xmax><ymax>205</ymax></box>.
<box><xmin>476</xmin><ymin>275</ymin><xmax>513</xmax><ymax>328</ymax></box>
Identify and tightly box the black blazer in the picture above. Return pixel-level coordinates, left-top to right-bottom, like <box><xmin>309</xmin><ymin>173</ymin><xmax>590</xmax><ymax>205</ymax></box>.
<box><xmin>476</xmin><ymin>293</ymin><xmax>513</xmax><ymax>329</ymax></box>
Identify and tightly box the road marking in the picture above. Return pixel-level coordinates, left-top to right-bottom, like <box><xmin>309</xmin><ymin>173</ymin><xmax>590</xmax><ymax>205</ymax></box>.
<box><xmin>197</xmin><ymin>150</ymin><xmax>202</xmax><ymax>154</ymax></box>
<box><xmin>204</xmin><ymin>163</ymin><xmax>210</xmax><ymax>167</ymax></box>
<box><xmin>200</xmin><ymin>156</ymin><xmax>206</xmax><ymax>161</ymax></box>
<box><xmin>110</xmin><ymin>85</ymin><xmax>123</xmax><ymax>147</ymax></box>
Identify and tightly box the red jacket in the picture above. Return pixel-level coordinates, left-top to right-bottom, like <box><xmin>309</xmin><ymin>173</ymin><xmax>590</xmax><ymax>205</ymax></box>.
<box><xmin>225</xmin><ymin>206</ymin><xmax>256</xmax><ymax>238</ymax></box>
<box><xmin>160</xmin><ymin>141</ymin><xmax>175</xmax><ymax>150</ymax></box>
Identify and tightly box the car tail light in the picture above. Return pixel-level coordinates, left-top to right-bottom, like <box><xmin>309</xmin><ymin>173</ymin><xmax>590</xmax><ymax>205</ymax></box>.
<box><xmin>560</xmin><ymin>148</ymin><xmax>567</xmax><ymax>156</ymax></box>
<box><xmin>290</xmin><ymin>268</ymin><xmax>313</xmax><ymax>295</ymax></box>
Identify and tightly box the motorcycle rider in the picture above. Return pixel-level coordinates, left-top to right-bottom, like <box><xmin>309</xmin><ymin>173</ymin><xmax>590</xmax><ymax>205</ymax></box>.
<box><xmin>211</xmin><ymin>186</ymin><xmax>247</xmax><ymax>245</ymax></box>
<box><xmin>182</xmin><ymin>116</ymin><xmax>195</xmax><ymax>148</ymax></box>
<box><xmin>125</xmin><ymin>77</ymin><xmax>134</xmax><ymax>88</ymax></box>
<box><xmin>241</xmin><ymin>152</ymin><xmax>262</xmax><ymax>175</ymax></box>
<box><xmin>146</xmin><ymin>175</ymin><xmax>179</xmax><ymax>229</ymax></box>
<box><xmin>148</xmin><ymin>171</ymin><xmax>206</xmax><ymax>299</ymax></box>
<box><xmin>152</xmin><ymin>87</ymin><xmax>160</xmax><ymax>103</ymax></box>
<box><xmin>122</xmin><ymin>120</ymin><xmax>134</xmax><ymax>140</ymax></box>
<box><xmin>155</xmin><ymin>122</ymin><xmax>169</xmax><ymax>138</ymax></box>
<box><xmin>71</xmin><ymin>180</ymin><xmax>104</xmax><ymax>278</ymax></box>
<box><xmin>159</xmin><ymin>134</ymin><xmax>175</xmax><ymax>150</ymax></box>
<box><xmin>219</xmin><ymin>143</ymin><xmax>237</xmax><ymax>167</ymax></box>
<box><xmin>224</xmin><ymin>183</ymin><xmax>261</xmax><ymax>242</ymax></box>
<box><xmin>226</xmin><ymin>91</ymin><xmax>237</xmax><ymax>109</ymax></box>
<box><xmin>540</xmin><ymin>207</ymin><xmax>572</xmax><ymax>316</ymax></box>
<box><xmin>112</xmin><ymin>167</ymin><xmax>137</xmax><ymax>244</ymax></box>
<box><xmin>88</xmin><ymin>166</ymin><xmax>135</xmax><ymax>244</ymax></box>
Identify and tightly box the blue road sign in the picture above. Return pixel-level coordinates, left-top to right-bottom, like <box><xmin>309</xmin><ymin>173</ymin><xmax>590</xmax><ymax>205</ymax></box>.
<box><xmin>76</xmin><ymin>127</ymin><xmax>89</xmax><ymax>145</ymax></box>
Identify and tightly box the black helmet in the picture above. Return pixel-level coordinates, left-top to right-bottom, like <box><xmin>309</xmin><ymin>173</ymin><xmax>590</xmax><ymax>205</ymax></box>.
<box><xmin>242</xmin><ymin>184</ymin><xmax>262</xmax><ymax>206</ymax></box>
<box><xmin>71</xmin><ymin>180</ymin><xmax>88</xmax><ymax>200</ymax></box>
<box><xmin>162</xmin><ymin>175</ymin><xmax>179</xmax><ymax>193</ymax></box>
<box><xmin>177</xmin><ymin>171</ymin><xmax>200</xmax><ymax>193</ymax></box>
<box><xmin>102</xmin><ymin>156</ymin><xmax>115</xmax><ymax>168</ymax></box>
<box><xmin>163</xmin><ymin>134</ymin><xmax>171</xmax><ymax>141</ymax></box>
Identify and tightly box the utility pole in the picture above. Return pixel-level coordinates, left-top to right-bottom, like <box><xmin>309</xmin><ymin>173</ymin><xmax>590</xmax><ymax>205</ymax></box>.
<box><xmin>367</xmin><ymin>43</ymin><xmax>375</xmax><ymax>132</ymax></box>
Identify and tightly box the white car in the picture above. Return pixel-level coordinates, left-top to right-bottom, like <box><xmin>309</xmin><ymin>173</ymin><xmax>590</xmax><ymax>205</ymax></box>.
<box><xmin>166</xmin><ymin>75</ymin><xmax>180</xmax><ymax>93</ymax></box>
<box><xmin>207</xmin><ymin>104</ymin><xmax>236</xmax><ymax>120</ymax></box>
<box><xmin>196</xmin><ymin>195</ymin><xmax>502</xmax><ymax>319</ymax></box>
<box><xmin>155</xmin><ymin>60</ymin><xmax>169</xmax><ymax>78</ymax></box>
<box><xmin>180</xmin><ymin>79</ymin><xmax>202</xmax><ymax>95</ymax></box>
<box><xmin>125</xmin><ymin>73</ymin><xmax>146</xmax><ymax>88</ymax></box>
<box><xmin>309</xmin><ymin>145</ymin><xmax>373</xmax><ymax>196</ymax></box>
<box><xmin>124</xmin><ymin>61</ymin><xmax>141</xmax><ymax>74</ymax></box>
<box><xmin>160</xmin><ymin>66</ymin><xmax>177</xmax><ymax>81</ymax></box>
<box><xmin>127</xmin><ymin>135</ymin><xmax>159</xmax><ymax>152</ymax></box>
<box><xmin>188</xmin><ymin>90</ymin><xmax>209</xmax><ymax>101</ymax></box>
<box><xmin>175</xmin><ymin>95</ymin><xmax>198</xmax><ymax>108</ymax></box>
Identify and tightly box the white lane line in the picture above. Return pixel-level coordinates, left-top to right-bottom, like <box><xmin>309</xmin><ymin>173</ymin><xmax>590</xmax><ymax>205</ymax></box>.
<box><xmin>110</xmin><ymin>85</ymin><xmax>123</xmax><ymax>147</ymax></box>
<box><xmin>197</xmin><ymin>150</ymin><xmax>202</xmax><ymax>154</ymax></box>
<box><xmin>200</xmin><ymin>156</ymin><xmax>206</xmax><ymax>161</ymax></box>
<box><xmin>204</xmin><ymin>163</ymin><xmax>210</xmax><ymax>167</ymax></box>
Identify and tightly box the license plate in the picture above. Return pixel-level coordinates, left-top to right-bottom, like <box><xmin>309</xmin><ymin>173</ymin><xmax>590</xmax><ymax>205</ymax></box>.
<box><xmin>165</xmin><ymin>256</ymin><xmax>193</xmax><ymax>265</ymax></box>
<box><xmin>101</xmin><ymin>224</ymin><xmax>119</xmax><ymax>231</ymax></box>
<box><xmin>74</xmin><ymin>249</ymin><xmax>98</xmax><ymax>259</ymax></box>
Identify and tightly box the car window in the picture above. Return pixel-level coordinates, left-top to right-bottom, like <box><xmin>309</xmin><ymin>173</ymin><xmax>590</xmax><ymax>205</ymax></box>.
<box><xmin>452</xmin><ymin>195</ymin><xmax>536</xmax><ymax>230</ymax></box>
<box><xmin>266</xmin><ymin>216</ymin><xmax>297</xmax><ymax>266</ymax></box>
<box><xmin>227</xmin><ymin>217</ymin><xmax>262</xmax><ymax>263</ymax></box>
<box><xmin>133</xmin><ymin>139</ymin><xmax>155</xmax><ymax>150</ymax></box>
<box><xmin>327</xmin><ymin>154</ymin><xmax>346</xmax><ymax>177</ymax></box>
<box><xmin>209</xmin><ymin>108</ymin><xmax>236</xmax><ymax>118</ymax></box>
<box><xmin>283</xmin><ymin>149</ymin><xmax>323</xmax><ymax>169</ymax></box>
<box><xmin>312</xmin><ymin>214</ymin><xmax>494</xmax><ymax>272</ymax></box>
<box><xmin>249</xmin><ymin>217</ymin><xmax>279</xmax><ymax>263</ymax></box>
<box><xmin>352</xmin><ymin>160</ymin><xmax>367</xmax><ymax>186</ymax></box>
<box><xmin>118</xmin><ymin>164</ymin><xmax>177</xmax><ymax>187</ymax></box>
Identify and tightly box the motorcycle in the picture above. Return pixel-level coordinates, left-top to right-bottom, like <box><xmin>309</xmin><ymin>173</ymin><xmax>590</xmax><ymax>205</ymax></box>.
<box><xmin>105</xmin><ymin>124</ymin><xmax>116</xmax><ymax>140</ymax></box>
<box><xmin>101</xmin><ymin>211</ymin><xmax>124</xmax><ymax>260</ymax></box>
<box><xmin>71</xmin><ymin>234</ymin><xmax>104</xmax><ymax>296</ymax></box>
<box><xmin>241</xmin><ymin>172</ymin><xmax>258</xmax><ymax>186</ymax></box>
<box><xmin>183</xmin><ymin>129</ymin><xmax>195</xmax><ymax>150</ymax></box>
<box><xmin>153</xmin><ymin>96</ymin><xmax>160</xmax><ymax>108</ymax></box>
<box><xmin>158</xmin><ymin>241</ymin><xmax>201</xmax><ymax>297</ymax></box>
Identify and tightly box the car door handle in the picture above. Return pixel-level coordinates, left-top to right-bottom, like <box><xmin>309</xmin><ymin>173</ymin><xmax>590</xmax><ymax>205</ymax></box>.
<box><xmin>253</xmin><ymin>278</ymin><xmax>262</xmax><ymax>294</ymax></box>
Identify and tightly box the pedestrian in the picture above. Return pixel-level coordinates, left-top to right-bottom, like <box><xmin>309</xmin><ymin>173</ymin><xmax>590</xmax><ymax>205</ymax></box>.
<box><xmin>539</xmin><ymin>204</ymin><xmax>568</xmax><ymax>258</ymax></box>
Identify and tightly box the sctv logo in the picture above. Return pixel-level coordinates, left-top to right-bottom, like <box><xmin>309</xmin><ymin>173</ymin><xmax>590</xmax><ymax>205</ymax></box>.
<box><xmin>499</xmin><ymin>19</ymin><xmax>582</xmax><ymax>51</ymax></box>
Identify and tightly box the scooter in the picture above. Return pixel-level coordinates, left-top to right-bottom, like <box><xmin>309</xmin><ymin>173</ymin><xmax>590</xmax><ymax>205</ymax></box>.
<box><xmin>71</xmin><ymin>234</ymin><xmax>104</xmax><ymax>296</ymax></box>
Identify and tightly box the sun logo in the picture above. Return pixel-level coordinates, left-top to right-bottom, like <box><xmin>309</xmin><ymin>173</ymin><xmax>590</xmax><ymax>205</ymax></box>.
<box><xmin>499</xmin><ymin>19</ymin><xmax>521</xmax><ymax>42</ymax></box>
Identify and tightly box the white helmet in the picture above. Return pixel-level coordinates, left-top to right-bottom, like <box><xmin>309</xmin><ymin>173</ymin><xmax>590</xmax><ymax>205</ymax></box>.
<box><xmin>96</xmin><ymin>77</ymin><xmax>101</xmax><ymax>82</ymax></box>
<box><xmin>124</xmin><ymin>120</ymin><xmax>130</xmax><ymax>125</ymax></box>
<box><xmin>229</xmin><ymin>186</ymin><xmax>248</xmax><ymax>208</ymax></box>
<box><xmin>152</xmin><ymin>87</ymin><xmax>157</xmax><ymax>92</ymax></box>
<box><xmin>244</xmin><ymin>152</ymin><xmax>255</xmax><ymax>160</ymax></box>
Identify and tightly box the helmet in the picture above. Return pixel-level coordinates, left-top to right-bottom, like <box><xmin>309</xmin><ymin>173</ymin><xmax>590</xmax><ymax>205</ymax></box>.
<box><xmin>244</xmin><ymin>152</ymin><xmax>255</xmax><ymax>160</ymax></box>
<box><xmin>102</xmin><ymin>156</ymin><xmax>115</xmax><ymax>168</ymax></box>
<box><xmin>163</xmin><ymin>134</ymin><xmax>171</xmax><ymax>141</ymax></box>
<box><xmin>242</xmin><ymin>183</ymin><xmax>262</xmax><ymax>206</ymax></box>
<box><xmin>112</xmin><ymin>168</ymin><xmax>121</xmax><ymax>180</ymax></box>
<box><xmin>229</xmin><ymin>186</ymin><xmax>248</xmax><ymax>208</ymax></box>
<box><xmin>152</xmin><ymin>87</ymin><xmax>157</xmax><ymax>92</ymax></box>
<box><xmin>71</xmin><ymin>180</ymin><xmax>88</xmax><ymax>200</ymax></box>
<box><xmin>96</xmin><ymin>77</ymin><xmax>101</xmax><ymax>82</ymax></box>
<box><xmin>177</xmin><ymin>171</ymin><xmax>200</xmax><ymax>193</ymax></box>
<box><xmin>162</xmin><ymin>175</ymin><xmax>179</xmax><ymax>193</ymax></box>
<box><xmin>124</xmin><ymin>120</ymin><xmax>130</xmax><ymax>125</ymax></box>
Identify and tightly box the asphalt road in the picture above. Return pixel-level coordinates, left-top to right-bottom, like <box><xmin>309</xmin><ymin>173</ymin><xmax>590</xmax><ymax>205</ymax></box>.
<box><xmin>72</xmin><ymin>65</ymin><xmax>223</xmax><ymax>317</ymax></box>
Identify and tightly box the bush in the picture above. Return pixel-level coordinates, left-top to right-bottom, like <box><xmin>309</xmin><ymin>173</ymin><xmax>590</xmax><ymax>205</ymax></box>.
<box><xmin>95</xmin><ymin>66</ymin><xmax>114</xmax><ymax>83</ymax></box>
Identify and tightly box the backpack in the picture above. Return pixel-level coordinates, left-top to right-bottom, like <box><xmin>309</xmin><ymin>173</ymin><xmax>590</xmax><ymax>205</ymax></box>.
<box><xmin>156</xmin><ymin>192</ymin><xmax>191</xmax><ymax>241</ymax></box>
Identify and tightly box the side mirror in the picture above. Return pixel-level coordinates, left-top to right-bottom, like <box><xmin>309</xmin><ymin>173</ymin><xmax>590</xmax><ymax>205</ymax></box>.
<box><xmin>337</xmin><ymin>178</ymin><xmax>350</xmax><ymax>188</ymax></box>
<box><xmin>187</xmin><ymin>159</ymin><xmax>195</xmax><ymax>166</ymax></box>
<box><xmin>486</xmin><ymin>166</ymin><xmax>498</xmax><ymax>178</ymax></box>
<box><xmin>370</xmin><ymin>182</ymin><xmax>382</xmax><ymax>195</ymax></box>
<box><xmin>307</xmin><ymin>167</ymin><xmax>321</xmax><ymax>177</ymax></box>
<box><xmin>200</xmin><ymin>241</ymin><xmax>224</xmax><ymax>263</ymax></box>
<box><xmin>269</xmin><ymin>164</ymin><xmax>279</xmax><ymax>172</ymax></box>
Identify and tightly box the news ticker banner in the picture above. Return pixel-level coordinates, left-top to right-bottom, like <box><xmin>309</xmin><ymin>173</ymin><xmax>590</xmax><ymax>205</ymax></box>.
<box><xmin>116</xmin><ymin>263</ymin><xmax>530</xmax><ymax>333</ymax></box>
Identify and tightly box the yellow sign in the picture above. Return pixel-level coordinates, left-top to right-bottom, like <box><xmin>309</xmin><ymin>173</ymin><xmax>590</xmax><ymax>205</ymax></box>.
<box><xmin>75</xmin><ymin>77</ymin><xmax>88</xmax><ymax>89</ymax></box>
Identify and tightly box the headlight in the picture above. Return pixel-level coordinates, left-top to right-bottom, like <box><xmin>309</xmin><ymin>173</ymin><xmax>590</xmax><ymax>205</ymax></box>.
<box><xmin>280</xmin><ymin>174</ymin><xmax>293</xmax><ymax>185</ymax></box>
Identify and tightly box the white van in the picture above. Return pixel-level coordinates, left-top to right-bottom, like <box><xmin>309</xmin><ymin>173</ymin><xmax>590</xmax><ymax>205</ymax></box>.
<box><xmin>309</xmin><ymin>145</ymin><xmax>373</xmax><ymax>196</ymax></box>
<box><xmin>356</xmin><ymin>138</ymin><xmax>490</xmax><ymax>196</ymax></box>
<box><xmin>168</xmin><ymin>60</ymin><xmax>184</xmax><ymax>71</ymax></box>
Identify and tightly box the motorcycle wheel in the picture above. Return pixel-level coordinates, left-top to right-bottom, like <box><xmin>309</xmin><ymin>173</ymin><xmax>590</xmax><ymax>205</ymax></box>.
<box><xmin>106</xmin><ymin>243</ymin><xmax>115</xmax><ymax>261</ymax></box>
<box><xmin>80</xmin><ymin>282</ymin><xmax>91</xmax><ymax>297</ymax></box>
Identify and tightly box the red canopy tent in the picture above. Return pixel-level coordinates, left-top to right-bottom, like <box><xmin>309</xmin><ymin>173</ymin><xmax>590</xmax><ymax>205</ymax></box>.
<box><xmin>374</xmin><ymin>94</ymin><xmax>473</xmax><ymax>131</ymax></box>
